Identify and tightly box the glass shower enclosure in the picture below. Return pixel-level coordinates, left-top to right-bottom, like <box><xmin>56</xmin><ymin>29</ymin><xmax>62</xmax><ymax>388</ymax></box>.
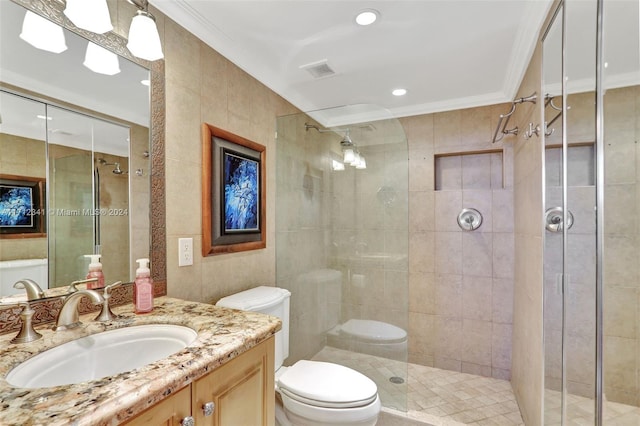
<box><xmin>542</xmin><ymin>0</ymin><xmax>640</xmax><ymax>424</ymax></box>
<box><xmin>276</xmin><ymin>106</ymin><xmax>409</xmax><ymax>412</ymax></box>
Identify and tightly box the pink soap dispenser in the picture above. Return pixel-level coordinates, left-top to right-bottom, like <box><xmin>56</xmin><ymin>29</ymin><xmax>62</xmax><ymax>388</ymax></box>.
<box><xmin>134</xmin><ymin>258</ymin><xmax>154</xmax><ymax>314</ymax></box>
<box><xmin>84</xmin><ymin>254</ymin><xmax>104</xmax><ymax>289</ymax></box>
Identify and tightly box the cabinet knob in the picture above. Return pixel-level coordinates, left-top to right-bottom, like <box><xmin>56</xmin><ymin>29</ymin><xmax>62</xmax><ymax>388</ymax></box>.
<box><xmin>181</xmin><ymin>416</ymin><xmax>195</xmax><ymax>426</ymax></box>
<box><xmin>203</xmin><ymin>401</ymin><xmax>215</xmax><ymax>416</ymax></box>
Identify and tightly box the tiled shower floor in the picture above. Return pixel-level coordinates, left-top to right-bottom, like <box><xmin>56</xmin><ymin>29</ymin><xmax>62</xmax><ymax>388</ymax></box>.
<box><xmin>313</xmin><ymin>346</ymin><xmax>640</xmax><ymax>425</ymax></box>
<box><xmin>544</xmin><ymin>390</ymin><xmax>640</xmax><ymax>425</ymax></box>
<box><xmin>312</xmin><ymin>346</ymin><xmax>524</xmax><ymax>425</ymax></box>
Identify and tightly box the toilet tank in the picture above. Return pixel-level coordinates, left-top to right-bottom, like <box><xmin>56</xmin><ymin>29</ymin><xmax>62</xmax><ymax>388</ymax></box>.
<box><xmin>216</xmin><ymin>286</ymin><xmax>291</xmax><ymax>370</ymax></box>
<box><xmin>296</xmin><ymin>269</ymin><xmax>342</xmax><ymax>332</ymax></box>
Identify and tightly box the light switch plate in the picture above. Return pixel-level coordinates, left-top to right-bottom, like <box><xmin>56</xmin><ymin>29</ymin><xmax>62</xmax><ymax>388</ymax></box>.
<box><xmin>178</xmin><ymin>238</ymin><xmax>193</xmax><ymax>267</ymax></box>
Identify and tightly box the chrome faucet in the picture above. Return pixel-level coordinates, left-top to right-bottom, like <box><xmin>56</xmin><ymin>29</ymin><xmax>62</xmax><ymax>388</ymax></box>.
<box><xmin>13</xmin><ymin>279</ymin><xmax>45</xmax><ymax>301</ymax></box>
<box><xmin>94</xmin><ymin>281</ymin><xmax>122</xmax><ymax>322</ymax></box>
<box><xmin>53</xmin><ymin>289</ymin><xmax>104</xmax><ymax>331</ymax></box>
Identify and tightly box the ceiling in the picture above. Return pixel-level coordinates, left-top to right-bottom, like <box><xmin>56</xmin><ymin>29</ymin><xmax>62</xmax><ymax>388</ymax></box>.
<box><xmin>153</xmin><ymin>0</ymin><xmax>555</xmax><ymax>126</ymax></box>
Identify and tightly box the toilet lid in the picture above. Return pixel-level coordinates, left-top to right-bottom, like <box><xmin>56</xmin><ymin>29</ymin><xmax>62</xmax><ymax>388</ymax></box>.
<box><xmin>277</xmin><ymin>360</ymin><xmax>378</xmax><ymax>409</ymax></box>
<box><xmin>340</xmin><ymin>319</ymin><xmax>407</xmax><ymax>343</ymax></box>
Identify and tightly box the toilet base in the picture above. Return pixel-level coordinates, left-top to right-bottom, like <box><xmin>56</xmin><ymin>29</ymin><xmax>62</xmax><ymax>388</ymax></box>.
<box><xmin>277</xmin><ymin>391</ymin><xmax>380</xmax><ymax>426</ymax></box>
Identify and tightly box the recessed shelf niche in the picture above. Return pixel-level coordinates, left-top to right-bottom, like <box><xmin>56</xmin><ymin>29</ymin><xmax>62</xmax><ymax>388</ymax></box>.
<box><xmin>435</xmin><ymin>150</ymin><xmax>503</xmax><ymax>191</ymax></box>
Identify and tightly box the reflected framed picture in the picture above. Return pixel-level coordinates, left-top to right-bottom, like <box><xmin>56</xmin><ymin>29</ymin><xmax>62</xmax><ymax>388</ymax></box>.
<box><xmin>0</xmin><ymin>174</ymin><xmax>46</xmax><ymax>238</ymax></box>
<box><xmin>202</xmin><ymin>124</ymin><xmax>266</xmax><ymax>255</ymax></box>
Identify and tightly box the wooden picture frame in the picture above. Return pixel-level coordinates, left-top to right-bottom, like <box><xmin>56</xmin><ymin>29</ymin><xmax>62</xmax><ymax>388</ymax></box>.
<box><xmin>202</xmin><ymin>124</ymin><xmax>266</xmax><ymax>255</ymax></box>
<box><xmin>0</xmin><ymin>174</ymin><xmax>46</xmax><ymax>238</ymax></box>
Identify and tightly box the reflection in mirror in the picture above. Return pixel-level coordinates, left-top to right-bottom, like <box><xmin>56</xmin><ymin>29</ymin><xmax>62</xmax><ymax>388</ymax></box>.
<box><xmin>0</xmin><ymin>0</ymin><xmax>151</xmax><ymax>299</ymax></box>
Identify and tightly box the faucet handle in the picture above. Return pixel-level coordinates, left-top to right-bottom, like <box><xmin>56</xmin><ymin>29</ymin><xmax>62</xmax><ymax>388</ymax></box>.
<box><xmin>10</xmin><ymin>301</ymin><xmax>43</xmax><ymax>344</ymax></box>
<box><xmin>104</xmin><ymin>280</ymin><xmax>123</xmax><ymax>294</ymax></box>
<box><xmin>68</xmin><ymin>277</ymin><xmax>99</xmax><ymax>293</ymax></box>
<box><xmin>94</xmin><ymin>281</ymin><xmax>123</xmax><ymax>322</ymax></box>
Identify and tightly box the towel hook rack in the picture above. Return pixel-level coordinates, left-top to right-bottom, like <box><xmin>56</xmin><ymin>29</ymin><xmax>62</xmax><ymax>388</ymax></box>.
<box><xmin>544</xmin><ymin>94</ymin><xmax>562</xmax><ymax>136</ymax></box>
<box><xmin>491</xmin><ymin>93</ymin><xmax>537</xmax><ymax>144</ymax></box>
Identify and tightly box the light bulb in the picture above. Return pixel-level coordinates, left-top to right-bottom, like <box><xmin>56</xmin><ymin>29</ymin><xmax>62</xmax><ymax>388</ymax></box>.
<box><xmin>83</xmin><ymin>42</ymin><xmax>121</xmax><ymax>75</ymax></box>
<box><xmin>350</xmin><ymin>151</ymin><xmax>361</xmax><ymax>166</ymax></box>
<box><xmin>20</xmin><ymin>11</ymin><xmax>67</xmax><ymax>53</ymax></box>
<box><xmin>127</xmin><ymin>11</ymin><xmax>164</xmax><ymax>61</ymax></box>
<box><xmin>343</xmin><ymin>148</ymin><xmax>355</xmax><ymax>164</ymax></box>
<box><xmin>64</xmin><ymin>0</ymin><xmax>113</xmax><ymax>34</ymax></box>
<box><xmin>355</xmin><ymin>156</ymin><xmax>367</xmax><ymax>169</ymax></box>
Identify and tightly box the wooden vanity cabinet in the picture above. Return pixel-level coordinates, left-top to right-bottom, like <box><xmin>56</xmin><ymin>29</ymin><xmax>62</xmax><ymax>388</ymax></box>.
<box><xmin>123</xmin><ymin>385</ymin><xmax>191</xmax><ymax>426</ymax></box>
<box><xmin>123</xmin><ymin>336</ymin><xmax>274</xmax><ymax>426</ymax></box>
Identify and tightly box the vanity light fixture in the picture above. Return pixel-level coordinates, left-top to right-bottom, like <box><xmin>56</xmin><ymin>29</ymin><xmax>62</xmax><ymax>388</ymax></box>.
<box><xmin>64</xmin><ymin>0</ymin><xmax>113</xmax><ymax>34</ymax></box>
<box><xmin>127</xmin><ymin>0</ymin><xmax>164</xmax><ymax>61</ymax></box>
<box><xmin>83</xmin><ymin>42</ymin><xmax>121</xmax><ymax>75</ymax></box>
<box><xmin>355</xmin><ymin>9</ymin><xmax>379</xmax><ymax>26</ymax></box>
<box><xmin>20</xmin><ymin>11</ymin><xmax>68</xmax><ymax>53</ymax></box>
<box><xmin>392</xmin><ymin>88</ymin><xmax>407</xmax><ymax>96</ymax></box>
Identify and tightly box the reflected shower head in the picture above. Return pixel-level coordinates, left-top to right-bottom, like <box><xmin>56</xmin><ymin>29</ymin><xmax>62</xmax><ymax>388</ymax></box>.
<box><xmin>112</xmin><ymin>162</ymin><xmax>126</xmax><ymax>174</ymax></box>
<box><xmin>340</xmin><ymin>130</ymin><xmax>353</xmax><ymax>147</ymax></box>
<box><xmin>97</xmin><ymin>158</ymin><xmax>127</xmax><ymax>174</ymax></box>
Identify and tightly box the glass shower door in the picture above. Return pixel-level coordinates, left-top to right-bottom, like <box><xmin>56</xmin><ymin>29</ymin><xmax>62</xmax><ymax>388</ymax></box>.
<box><xmin>47</xmin><ymin>106</ymin><xmax>95</xmax><ymax>288</ymax></box>
<box><xmin>275</xmin><ymin>106</ymin><xmax>409</xmax><ymax>412</ymax></box>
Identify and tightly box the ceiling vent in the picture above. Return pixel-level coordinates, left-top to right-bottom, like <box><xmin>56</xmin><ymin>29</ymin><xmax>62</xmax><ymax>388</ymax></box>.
<box><xmin>300</xmin><ymin>59</ymin><xmax>336</xmax><ymax>79</ymax></box>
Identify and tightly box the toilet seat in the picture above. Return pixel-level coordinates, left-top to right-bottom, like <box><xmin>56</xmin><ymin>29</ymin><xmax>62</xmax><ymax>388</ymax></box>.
<box><xmin>277</xmin><ymin>360</ymin><xmax>378</xmax><ymax>408</ymax></box>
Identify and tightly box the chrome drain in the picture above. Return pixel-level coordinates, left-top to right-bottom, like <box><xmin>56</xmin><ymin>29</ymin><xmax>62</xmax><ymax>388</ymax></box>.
<box><xmin>389</xmin><ymin>376</ymin><xmax>405</xmax><ymax>384</ymax></box>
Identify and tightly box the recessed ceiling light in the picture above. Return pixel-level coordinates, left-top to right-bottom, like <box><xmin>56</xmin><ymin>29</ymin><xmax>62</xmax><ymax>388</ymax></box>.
<box><xmin>392</xmin><ymin>88</ymin><xmax>407</xmax><ymax>96</ymax></box>
<box><xmin>355</xmin><ymin>9</ymin><xmax>379</xmax><ymax>26</ymax></box>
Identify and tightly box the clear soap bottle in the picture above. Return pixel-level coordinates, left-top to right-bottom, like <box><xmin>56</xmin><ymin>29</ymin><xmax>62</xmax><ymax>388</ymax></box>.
<box><xmin>134</xmin><ymin>258</ymin><xmax>154</xmax><ymax>314</ymax></box>
<box><xmin>84</xmin><ymin>254</ymin><xmax>104</xmax><ymax>289</ymax></box>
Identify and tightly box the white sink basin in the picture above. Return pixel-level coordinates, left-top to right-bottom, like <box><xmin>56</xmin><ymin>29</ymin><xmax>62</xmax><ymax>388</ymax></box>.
<box><xmin>6</xmin><ymin>324</ymin><xmax>198</xmax><ymax>388</ymax></box>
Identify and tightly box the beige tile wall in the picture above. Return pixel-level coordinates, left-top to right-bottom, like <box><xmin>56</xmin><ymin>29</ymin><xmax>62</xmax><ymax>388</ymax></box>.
<box><xmin>510</xmin><ymin>42</ymin><xmax>544</xmax><ymax>426</ymax></box>
<box><xmin>401</xmin><ymin>103</ymin><xmax>515</xmax><ymax>381</ymax></box>
<box><xmin>150</xmin><ymin>9</ymin><xmax>298</xmax><ymax>304</ymax></box>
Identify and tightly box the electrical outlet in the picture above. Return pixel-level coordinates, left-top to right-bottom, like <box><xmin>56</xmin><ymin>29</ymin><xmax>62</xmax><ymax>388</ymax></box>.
<box><xmin>178</xmin><ymin>238</ymin><xmax>193</xmax><ymax>267</ymax></box>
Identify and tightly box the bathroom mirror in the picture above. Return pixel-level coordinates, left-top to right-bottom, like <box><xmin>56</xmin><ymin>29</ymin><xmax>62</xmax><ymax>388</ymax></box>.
<box><xmin>0</xmin><ymin>0</ymin><xmax>166</xmax><ymax>299</ymax></box>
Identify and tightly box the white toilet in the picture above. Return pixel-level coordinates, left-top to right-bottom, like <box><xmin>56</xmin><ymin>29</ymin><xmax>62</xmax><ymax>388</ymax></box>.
<box><xmin>216</xmin><ymin>286</ymin><xmax>381</xmax><ymax>426</ymax></box>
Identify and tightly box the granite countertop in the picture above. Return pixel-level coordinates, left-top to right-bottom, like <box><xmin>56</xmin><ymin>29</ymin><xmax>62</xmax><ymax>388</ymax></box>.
<box><xmin>0</xmin><ymin>296</ymin><xmax>281</xmax><ymax>426</ymax></box>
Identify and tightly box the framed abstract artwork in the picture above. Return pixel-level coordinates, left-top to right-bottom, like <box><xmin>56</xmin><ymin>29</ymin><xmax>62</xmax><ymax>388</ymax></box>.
<box><xmin>0</xmin><ymin>174</ymin><xmax>46</xmax><ymax>238</ymax></box>
<box><xmin>202</xmin><ymin>124</ymin><xmax>266</xmax><ymax>255</ymax></box>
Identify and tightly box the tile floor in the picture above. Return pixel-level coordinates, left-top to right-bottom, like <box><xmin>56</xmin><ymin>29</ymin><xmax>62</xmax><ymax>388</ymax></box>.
<box><xmin>312</xmin><ymin>346</ymin><xmax>640</xmax><ymax>425</ymax></box>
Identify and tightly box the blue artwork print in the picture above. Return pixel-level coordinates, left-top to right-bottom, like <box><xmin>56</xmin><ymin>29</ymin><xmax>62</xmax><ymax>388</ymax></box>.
<box><xmin>223</xmin><ymin>150</ymin><xmax>259</xmax><ymax>232</ymax></box>
<box><xmin>0</xmin><ymin>185</ymin><xmax>33</xmax><ymax>227</ymax></box>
